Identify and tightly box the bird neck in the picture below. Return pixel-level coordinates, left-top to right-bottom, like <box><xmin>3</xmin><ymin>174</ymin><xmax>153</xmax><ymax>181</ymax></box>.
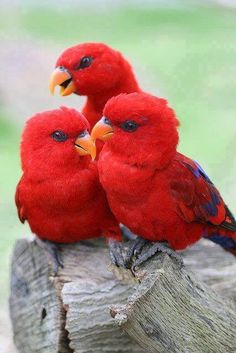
<box><xmin>83</xmin><ymin>72</ymin><xmax>141</xmax><ymax>128</ymax></box>
<box><xmin>105</xmin><ymin>138</ymin><xmax>178</xmax><ymax>172</ymax></box>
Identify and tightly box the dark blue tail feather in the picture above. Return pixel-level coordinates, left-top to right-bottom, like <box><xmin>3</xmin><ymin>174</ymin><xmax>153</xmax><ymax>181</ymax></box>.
<box><xmin>205</xmin><ymin>233</ymin><xmax>236</xmax><ymax>256</ymax></box>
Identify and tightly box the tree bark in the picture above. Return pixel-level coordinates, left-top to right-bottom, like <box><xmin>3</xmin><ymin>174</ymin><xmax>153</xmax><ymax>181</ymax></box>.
<box><xmin>9</xmin><ymin>238</ymin><xmax>236</xmax><ymax>353</ymax></box>
<box><xmin>111</xmin><ymin>249</ymin><xmax>236</xmax><ymax>353</ymax></box>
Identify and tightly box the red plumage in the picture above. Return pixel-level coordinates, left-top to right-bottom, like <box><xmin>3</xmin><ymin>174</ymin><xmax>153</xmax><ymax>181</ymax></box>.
<box><xmin>92</xmin><ymin>93</ymin><xmax>236</xmax><ymax>253</ymax></box>
<box><xmin>15</xmin><ymin>107</ymin><xmax>121</xmax><ymax>243</ymax></box>
<box><xmin>51</xmin><ymin>42</ymin><xmax>141</xmax><ymax>128</ymax></box>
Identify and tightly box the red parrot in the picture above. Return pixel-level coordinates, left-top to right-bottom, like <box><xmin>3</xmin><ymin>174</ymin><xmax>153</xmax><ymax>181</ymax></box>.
<box><xmin>15</xmin><ymin>107</ymin><xmax>121</xmax><ymax>271</ymax></box>
<box><xmin>91</xmin><ymin>92</ymin><xmax>236</xmax><ymax>266</ymax></box>
<box><xmin>48</xmin><ymin>42</ymin><xmax>141</xmax><ymax>260</ymax></box>
<box><xmin>49</xmin><ymin>42</ymin><xmax>141</xmax><ymax>128</ymax></box>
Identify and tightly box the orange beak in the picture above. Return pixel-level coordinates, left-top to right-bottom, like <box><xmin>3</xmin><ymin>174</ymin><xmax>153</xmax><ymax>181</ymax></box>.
<box><xmin>49</xmin><ymin>67</ymin><xmax>77</xmax><ymax>96</ymax></box>
<box><xmin>75</xmin><ymin>133</ymin><xmax>96</xmax><ymax>160</ymax></box>
<box><xmin>91</xmin><ymin>117</ymin><xmax>114</xmax><ymax>142</ymax></box>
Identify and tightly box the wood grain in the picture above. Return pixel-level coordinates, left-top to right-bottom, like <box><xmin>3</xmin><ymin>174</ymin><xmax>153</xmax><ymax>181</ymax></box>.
<box><xmin>9</xmin><ymin>238</ymin><xmax>236</xmax><ymax>353</ymax></box>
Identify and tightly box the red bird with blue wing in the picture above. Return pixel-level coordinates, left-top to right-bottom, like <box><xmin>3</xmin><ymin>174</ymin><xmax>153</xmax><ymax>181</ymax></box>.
<box><xmin>91</xmin><ymin>93</ymin><xmax>236</xmax><ymax>263</ymax></box>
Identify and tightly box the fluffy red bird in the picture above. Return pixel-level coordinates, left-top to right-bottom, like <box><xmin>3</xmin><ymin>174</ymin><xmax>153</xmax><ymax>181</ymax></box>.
<box><xmin>49</xmin><ymin>42</ymin><xmax>141</xmax><ymax>128</ymax></box>
<box><xmin>15</xmin><ymin>107</ymin><xmax>121</xmax><ymax>271</ymax></box>
<box><xmin>49</xmin><ymin>42</ymin><xmax>142</xmax><ymax>249</ymax></box>
<box><xmin>92</xmin><ymin>93</ymin><xmax>236</xmax><ymax>266</ymax></box>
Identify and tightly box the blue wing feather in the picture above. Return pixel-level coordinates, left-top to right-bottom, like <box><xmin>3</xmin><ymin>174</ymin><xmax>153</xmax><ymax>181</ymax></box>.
<box><xmin>205</xmin><ymin>233</ymin><xmax>236</xmax><ymax>251</ymax></box>
<box><xmin>173</xmin><ymin>153</ymin><xmax>236</xmax><ymax>231</ymax></box>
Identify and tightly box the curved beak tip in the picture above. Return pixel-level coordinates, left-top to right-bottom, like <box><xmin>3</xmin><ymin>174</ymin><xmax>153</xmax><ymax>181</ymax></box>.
<box><xmin>49</xmin><ymin>68</ymin><xmax>76</xmax><ymax>97</ymax></box>
<box><xmin>91</xmin><ymin>150</ymin><xmax>96</xmax><ymax>161</ymax></box>
<box><xmin>75</xmin><ymin>135</ymin><xmax>97</xmax><ymax>160</ymax></box>
<box><xmin>91</xmin><ymin>120</ymin><xmax>114</xmax><ymax>142</ymax></box>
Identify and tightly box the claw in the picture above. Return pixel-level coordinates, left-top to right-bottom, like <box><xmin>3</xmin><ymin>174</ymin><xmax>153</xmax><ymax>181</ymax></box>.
<box><xmin>123</xmin><ymin>238</ymin><xmax>147</xmax><ymax>268</ymax></box>
<box><xmin>108</xmin><ymin>238</ymin><xmax>126</xmax><ymax>268</ymax></box>
<box><xmin>133</xmin><ymin>241</ymin><xmax>184</xmax><ymax>269</ymax></box>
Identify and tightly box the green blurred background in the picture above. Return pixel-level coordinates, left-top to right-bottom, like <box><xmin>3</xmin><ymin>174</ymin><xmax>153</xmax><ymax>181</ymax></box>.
<box><xmin>1</xmin><ymin>1</ymin><xmax>236</xmax><ymax>350</ymax></box>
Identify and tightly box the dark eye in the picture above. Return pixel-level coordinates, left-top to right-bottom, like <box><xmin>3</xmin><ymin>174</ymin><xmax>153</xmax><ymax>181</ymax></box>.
<box><xmin>51</xmin><ymin>130</ymin><xmax>68</xmax><ymax>142</ymax></box>
<box><xmin>78</xmin><ymin>130</ymin><xmax>88</xmax><ymax>138</ymax></box>
<box><xmin>75</xmin><ymin>56</ymin><xmax>93</xmax><ymax>70</ymax></box>
<box><xmin>104</xmin><ymin>117</ymin><xmax>112</xmax><ymax>126</ymax></box>
<box><xmin>120</xmin><ymin>120</ymin><xmax>138</xmax><ymax>132</ymax></box>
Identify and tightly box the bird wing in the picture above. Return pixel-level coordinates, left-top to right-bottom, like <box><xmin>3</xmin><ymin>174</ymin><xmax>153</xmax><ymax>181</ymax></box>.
<box><xmin>169</xmin><ymin>153</ymin><xmax>236</xmax><ymax>231</ymax></box>
<box><xmin>15</xmin><ymin>177</ymin><xmax>26</xmax><ymax>224</ymax></box>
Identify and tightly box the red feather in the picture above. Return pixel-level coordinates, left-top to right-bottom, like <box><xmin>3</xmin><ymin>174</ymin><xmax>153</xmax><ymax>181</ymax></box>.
<box><xmin>170</xmin><ymin>153</ymin><xmax>230</xmax><ymax>228</ymax></box>
<box><xmin>55</xmin><ymin>43</ymin><xmax>141</xmax><ymax>128</ymax></box>
<box><xmin>16</xmin><ymin>107</ymin><xmax>121</xmax><ymax>244</ymax></box>
<box><xmin>15</xmin><ymin>179</ymin><xmax>26</xmax><ymax>224</ymax></box>
<box><xmin>95</xmin><ymin>93</ymin><xmax>236</xmax><ymax>253</ymax></box>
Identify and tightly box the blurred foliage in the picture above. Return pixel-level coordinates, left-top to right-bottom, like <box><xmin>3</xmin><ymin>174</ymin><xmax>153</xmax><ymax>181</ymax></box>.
<box><xmin>0</xmin><ymin>4</ymin><xmax>236</xmax><ymax>303</ymax></box>
<box><xmin>1</xmin><ymin>6</ymin><xmax>236</xmax><ymax>169</ymax></box>
<box><xmin>0</xmin><ymin>115</ymin><xmax>22</xmax><ymax>302</ymax></box>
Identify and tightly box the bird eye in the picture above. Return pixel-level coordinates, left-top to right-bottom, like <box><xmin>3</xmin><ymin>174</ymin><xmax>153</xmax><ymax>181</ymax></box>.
<box><xmin>120</xmin><ymin>120</ymin><xmax>139</xmax><ymax>132</ymax></box>
<box><xmin>75</xmin><ymin>56</ymin><xmax>93</xmax><ymax>70</ymax></box>
<box><xmin>103</xmin><ymin>117</ymin><xmax>112</xmax><ymax>126</ymax></box>
<box><xmin>51</xmin><ymin>130</ymin><xmax>68</xmax><ymax>142</ymax></box>
<box><xmin>78</xmin><ymin>130</ymin><xmax>88</xmax><ymax>138</ymax></box>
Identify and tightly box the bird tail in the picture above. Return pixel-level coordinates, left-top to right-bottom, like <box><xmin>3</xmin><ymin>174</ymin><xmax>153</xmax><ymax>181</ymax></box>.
<box><xmin>205</xmin><ymin>233</ymin><xmax>236</xmax><ymax>257</ymax></box>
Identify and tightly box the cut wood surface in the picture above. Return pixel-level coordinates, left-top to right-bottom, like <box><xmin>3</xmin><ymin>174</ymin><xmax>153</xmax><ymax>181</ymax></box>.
<box><xmin>10</xmin><ymin>238</ymin><xmax>236</xmax><ymax>353</ymax></box>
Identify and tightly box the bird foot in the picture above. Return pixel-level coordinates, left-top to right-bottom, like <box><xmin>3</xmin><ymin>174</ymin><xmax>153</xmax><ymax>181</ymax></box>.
<box><xmin>133</xmin><ymin>241</ymin><xmax>184</xmax><ymax>270</ymax></box>
<box><xmin>108</xmin><ymin>238</ymin><xmax>126</xmax><ymax>268</ymax></box>
<box><xmin>123</xmin><ymin>238</ymin><xmax>148</xmax><ymax>268</ymax></box>
<box><xmin>108</xmin><ymin>237</ymin><xmax>148</xmax><ymax>269</ymax></box>
<box><xmin>34</xmin><ymin>238</ymin><xmax>64</xmax><ymax>275</ymax></box>
<box><xmin>109</xmin><ymin>237</ymin><xmax>184</xmax><ymax>271</ymax></box>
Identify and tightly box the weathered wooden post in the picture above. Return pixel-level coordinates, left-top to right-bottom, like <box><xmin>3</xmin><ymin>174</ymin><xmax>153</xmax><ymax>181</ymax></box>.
<box><xmin>10</xmin><ymin>238</ymin><xmax>236</xmax><ymax>353</ymax></box>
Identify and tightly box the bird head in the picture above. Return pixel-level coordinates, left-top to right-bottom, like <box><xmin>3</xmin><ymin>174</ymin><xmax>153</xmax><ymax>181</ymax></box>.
<box><xmin>49</xmin><ymin>42</ymin><xmax>131</xmax><ymax>97</ymax></box>
<box><xmin>91</xmin><ymin>93</ymin><xmax>179</xmax><ymax>167</ymax></box>
<box><xmin>21</xmin><ymin>107</ymin><xmax>96</xmax><ymax>176</ymax></box>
